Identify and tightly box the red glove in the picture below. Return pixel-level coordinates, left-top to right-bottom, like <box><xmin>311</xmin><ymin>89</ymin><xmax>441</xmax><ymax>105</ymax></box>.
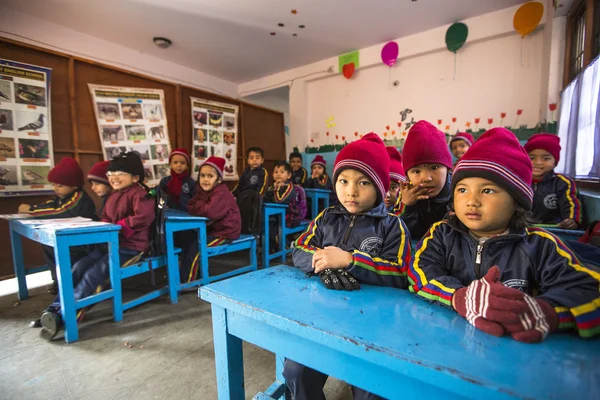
<box><xmin>453</xmin><ymin>266</ymin><xmax>530</xmax><ymax>337</ymax></box>
<box><xmin>501</xmin><ymin>297</ymin><xmax>558</xmax><ymax>343</ymax></box>
<box><xmin>116</xmin><ymin>219</ymin><xmax>134</xmax><ymax>239</ymax></box>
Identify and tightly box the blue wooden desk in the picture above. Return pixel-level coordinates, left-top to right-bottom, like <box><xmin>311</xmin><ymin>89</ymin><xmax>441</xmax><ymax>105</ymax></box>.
<box><xmin>200</xmin><ymin>266</ymin><xmax>600</xmax><ymax>400</ymax></box>
<box><xmin>10</xmin><ymin>220</ymin><xmax>121</xmax><ymax>343</ymax></box>
<box><xmin>303</xmin><ymin>188</ymin><xmax>330</xmax><ymax>219</ymax></box>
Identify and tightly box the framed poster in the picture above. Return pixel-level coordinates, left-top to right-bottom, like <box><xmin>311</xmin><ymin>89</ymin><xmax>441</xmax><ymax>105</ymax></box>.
<box><xmin>190</xmin><ymin>98</ymin><xmax>238</xmax><ymax>181</ymax></box>
<box><xmin>0</xmin><ymin>58</ymin><xmax>54</xmax><ymax>197</ymax></box>
<box><xmin>88</xmin><ymin>84</ymin><xmax>172</xmax><ymax>186</ymax></box>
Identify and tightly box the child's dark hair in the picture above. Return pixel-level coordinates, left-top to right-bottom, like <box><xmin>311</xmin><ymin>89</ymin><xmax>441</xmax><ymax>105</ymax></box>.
<box><xmin>274</xmin><ymin>160</ymin><xmax>293</xmax><ymax>174</ymax></box>
<box><xmin>246</xmin><ymin>147</ymin><xmax>264</xmax><ymax>158</ymax></box>
<box><xmin>289</xmin><ymin>151</ymin><xmax>302</xmax><ymax>161</ymax></box>
<box><xmin>509</xmin><ymin>204</ymin><xmax>534</xmax><ymax>231</ymax></box>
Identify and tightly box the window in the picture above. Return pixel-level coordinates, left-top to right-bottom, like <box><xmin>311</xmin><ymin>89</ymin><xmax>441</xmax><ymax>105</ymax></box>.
<box><xmin>593</xmin><ymin>0</ymin><xmax>600</xmax><ymax>57</ymax></box>
<box><xmin>570</xmin><ymin>4</ymin><xmax>587</xmax><ymax>81</ymax></box>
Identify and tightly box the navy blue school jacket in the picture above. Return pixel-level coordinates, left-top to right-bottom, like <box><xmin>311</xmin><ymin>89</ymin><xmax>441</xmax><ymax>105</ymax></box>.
<box><xmin>232</xmin><ymin>166</ymin><xmax>268</xmax><ymax>196</ymax></box>
<box><xmin>531</xmin><ymin>171</ymin><xmax>582</xmax><ymax>225</ymax></box>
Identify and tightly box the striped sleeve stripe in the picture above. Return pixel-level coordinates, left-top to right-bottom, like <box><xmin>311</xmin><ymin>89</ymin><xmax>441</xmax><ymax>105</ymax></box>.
<box><xmin>395</xmin><ymin>215</ymin><xmax>411</xmax><ymax>271</ymax></box>
<box><xmin>352</xmin><ymin>251</ymin><xmax>404</xmax><ymax>276</ymax></box>
<box><xmin>31</xmin><ymin>192</ymin><xmax>83</xmax><ymax>216</ymax></box>
<box><xmin>292</xmin><ymin>209</ymin><xmax>327</xmax><ymax>253</ymax></box>
<box><xmin>556</xmin><ymin>174</ymin><xmax>582</xmax><ymax>223</ymax></box>
<box><xmin>259</xmin><ymin>168</ymin><xmax>268</xmax><ymax>194</ymax></box>
<box><xmin>556</xmin><ymin>306</ymin><xmax>577</xmax><ymax>330</ymax></box>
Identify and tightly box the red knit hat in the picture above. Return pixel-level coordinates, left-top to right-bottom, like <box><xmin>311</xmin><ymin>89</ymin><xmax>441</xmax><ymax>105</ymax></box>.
<box><xmin>386</xmin><ymin>146</ymin><xmax>406</xmax><ymax>183</ymax></box>
<box><xmin>402</xmin><ymin>120</ymin><xmax>453</xmax><ymax>172</ymax></box>
<box><xmin>450</xmin><ymin>132</ymin><xmax>475</xmax><ymax>147</ymax></box>
<box><xmin>452</xmin><ymin>127</ymin><xmax>534</xmax><ymax>209</ymax></box>
<box><xmin>333</xmin><ymin>133</ymin><xmax>390</xmax><ymax>203</ymax></box>
<box><xmin>47</xmin><ymin>157</ymin><xmax>84</xmax><ymax>187</ymax></box>
<box><xmin>202</xmin><ymin>156</ymin><xmax>225</xmax><ymax>179</ymax></box>
<box><xmin>87</xmin><ymin>160</ymin><xmax>110</xmax><ymax>185</ymax></box>
<box><xmin>311</xmin><ymin>155</ymin><xmax>326</xmax><ymax>169</ymax></box>
<box><xmin>169</xmin><ymin>148</ymin><xmax>191</xmax><ymax>165</ymax></box>
<box><xmin>524</xmin><ymin>133</ymin><xmax>561</xmax><ymax>163</ymax></box>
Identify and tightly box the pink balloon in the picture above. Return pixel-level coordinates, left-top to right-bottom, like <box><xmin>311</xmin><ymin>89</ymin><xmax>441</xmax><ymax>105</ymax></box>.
<box><xmin>381</xmin><ymin>41</ymin><xmax>399</xmax><ymax>67</ymax></box>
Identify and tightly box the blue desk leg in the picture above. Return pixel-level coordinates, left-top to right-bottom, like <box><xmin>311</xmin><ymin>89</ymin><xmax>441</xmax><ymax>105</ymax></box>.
<box><xmin>262</xmin><ymin>210</ymin><xmax>270</xmax><ymax>269</ymax></box>
<box><xmin>199</xmin><ymin>224</ymin><xmax>209</xmax><ymax>285</ymax></box>
<box><xmin>55</xmin><ymin>236</ymin><xmax>78</xmax><ymax>343</ymax></box>
<box><xmin>276</xmin><ymin>354</ymin><xmax>286</xmax><ymax>400</ymax></box>
<box><xmin>278</xmin><ymin>212</ymin><xmax>285</xmax><ymax>264</ymax></box>
<box><xmin>166</xmin><ymin>222</ymin><xmax>180</xmax><ymax>304</ymax></box>
<box><xmin>211</xmin><ymin>305</ymin><xmax>245</xmax><ymax>400</ymax></box>
<box><xmin>108</xmin><ymin>232</ymin><xmax>123</xmax><ymax>323</ymax></box>
<box><xmin>311</xmin><ymin>196</ymin><xmax>319</xmax><ymax>221</ymax></box>
<box><xmin>10</xmin><ymin>228</ymin><xmax>27</xmax><ymax>301</ymax></box>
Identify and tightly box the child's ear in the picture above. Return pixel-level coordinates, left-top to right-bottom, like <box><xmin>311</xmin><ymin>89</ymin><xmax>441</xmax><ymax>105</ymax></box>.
<box><xmin>132</xmin><ymin>175</ymin><xmax>140</xmax><ymax>183</ymax></box>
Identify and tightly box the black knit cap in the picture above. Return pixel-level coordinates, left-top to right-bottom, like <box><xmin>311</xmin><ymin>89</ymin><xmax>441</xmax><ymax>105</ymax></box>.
<box><xmin>107</xmin><ymin>151</ymin><xmax>145</xmax><ymax>182</ymax></box>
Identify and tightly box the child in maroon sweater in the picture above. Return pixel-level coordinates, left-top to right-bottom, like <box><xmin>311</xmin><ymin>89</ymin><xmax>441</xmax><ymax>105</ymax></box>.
<box><xmin>35</xmin><ymin>152</ymin><xmax>155</xmax><ymax>337</ymax></box>
<box><xmin>182</xmin><ymin>157</ymin><xmax>241</xmax><ymax>283</ymax></box>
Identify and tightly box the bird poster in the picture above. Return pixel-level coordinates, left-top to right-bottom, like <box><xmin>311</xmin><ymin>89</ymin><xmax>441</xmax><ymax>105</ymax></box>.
<box><xmin>190</xmin><ymin>98</ymin><xmax>238</xmax><ymax>181</ymax></box>
<box><xmin>0</xmin><ymin>58</ymin><xmax>54</xmax><ymax>197</ymax></box>
<box><xmin>88</xmin><ymin>84</ymin><xmax>172</xmax><ymax>187</ymax></box>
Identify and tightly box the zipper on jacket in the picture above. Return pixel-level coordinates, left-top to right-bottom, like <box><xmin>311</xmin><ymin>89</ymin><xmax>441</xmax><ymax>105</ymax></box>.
<box><xmin>474</xmin><ymin>242</ymin><xmax>483</xmax><ymax>278</ymax></box>
<box><xmin>342</xmin><ymin>215</ymin><xmax>357</xmax><ymax>246</ymax></box>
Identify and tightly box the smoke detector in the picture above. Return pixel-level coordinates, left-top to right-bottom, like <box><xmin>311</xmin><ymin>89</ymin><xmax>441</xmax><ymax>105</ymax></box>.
<box><xmin>153</xmin><ymin>37</ymin><xmax>172</xmax><ymax>49</ymax></box>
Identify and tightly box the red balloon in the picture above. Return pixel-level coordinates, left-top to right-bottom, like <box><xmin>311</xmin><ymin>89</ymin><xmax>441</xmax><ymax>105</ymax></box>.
<box><xmin>342</xmin><ymin>63</ymin><xmax>355</xmax><ymax>79</ymax></box>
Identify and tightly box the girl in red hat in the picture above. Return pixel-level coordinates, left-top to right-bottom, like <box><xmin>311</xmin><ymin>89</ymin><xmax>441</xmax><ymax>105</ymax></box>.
<box><xmin>449</xmin><ymin>132</ymin><xmax>474</xmax><ymax>164</ymax></box>
<box><xmin>524</xmin><ymin>133</ymin><xmax>582</xmax><ymax>229</ymax></box>
<box><xmin>409</xmin><ymin>128</ymin><xmax>599</xmax><ymax>343</ymax></box>
<box><xmin>159</xmin><ymin>148</ymin><xmax>197</xmax><ymax>212</ymax></box>
<box><xmin>87</xmin><ymin>160</ymin><xmax>113</xmax><ymax>218</ymax></box>
<box><xmin>303</xmin><ymin>154</ymin><xmax>337</xmax><ymax>206</ymax></box>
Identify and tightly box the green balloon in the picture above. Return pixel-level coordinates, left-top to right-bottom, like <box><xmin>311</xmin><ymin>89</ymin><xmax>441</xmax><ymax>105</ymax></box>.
<box><xmin>446</xmin><ymin>22</ymin><xmax>468</xmax><ymax>53</ymax></box>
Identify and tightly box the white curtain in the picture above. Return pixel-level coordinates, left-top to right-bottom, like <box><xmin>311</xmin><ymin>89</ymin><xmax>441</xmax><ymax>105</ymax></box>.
<box><xmin>556</xmin><ymin>56</ymin><xmax>600</xmax><ymax>178</ymax></box>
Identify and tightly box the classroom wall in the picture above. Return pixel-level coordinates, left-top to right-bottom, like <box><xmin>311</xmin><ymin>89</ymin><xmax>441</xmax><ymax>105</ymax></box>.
<box><xmin>239</xmin><ymin>2</ymin><xmax>565</xmax><ymax>151</ymax></box>
<box><xmin>0</xmin><ymin>8</ymin><xmax>239</xmax><ymax>98</ymax></box>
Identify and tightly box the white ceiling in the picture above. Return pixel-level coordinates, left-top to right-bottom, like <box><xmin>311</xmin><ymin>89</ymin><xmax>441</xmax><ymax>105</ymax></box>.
<box><xmin>4</xmin><ymin>0</ymin><xmax>527</xmax><ymax>83</ymax></box>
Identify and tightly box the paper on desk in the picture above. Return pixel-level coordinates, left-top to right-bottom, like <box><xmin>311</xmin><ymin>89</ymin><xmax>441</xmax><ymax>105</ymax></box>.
<box><xmin>0</xmin><ymin>214</ymin><xmax>33</xmax><ymax>220</ymax></box>
<box><xmin>34</xmin><ymin>221</ymin><xmax>111</xmax><ymax>231</ymax></box>
<box><xmin>19</xmin><ymin>217</ymin><xmax>93</xmax><ymax>225</ymax></box>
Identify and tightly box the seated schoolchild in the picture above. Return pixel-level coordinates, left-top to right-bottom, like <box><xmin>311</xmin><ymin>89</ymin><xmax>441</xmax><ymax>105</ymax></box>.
<box><xmin>159</xmin><ymin>148</ymin><xmax>197</xmax><ymax>212</ymax></box>
<box><xmin>87</xmin><ymin>160</ymin><xmax>112</xmax><ymax>218</ymax></box>
<box><xmin>303</xmin><ymin>155</ymin><xmax>337</xmax><ymax>206</ymax></box>
<box><xmin>384</xmin><ymin>146</ymin><xmax>406</xmax><ymax>213</ymax></box>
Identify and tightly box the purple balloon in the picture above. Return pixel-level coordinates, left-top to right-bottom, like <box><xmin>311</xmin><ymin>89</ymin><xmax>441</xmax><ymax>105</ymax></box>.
<box><xmin>381</xmin><ymin>41</ymin><xmax>399</xmax><ymax>67</ymax></box>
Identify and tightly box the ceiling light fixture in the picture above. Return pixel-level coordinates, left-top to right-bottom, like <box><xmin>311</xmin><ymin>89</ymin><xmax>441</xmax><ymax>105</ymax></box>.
<box><xmin>153</xmin><ymin>37</ymin><xmax>172</xmax><ymax>49</ymax></box>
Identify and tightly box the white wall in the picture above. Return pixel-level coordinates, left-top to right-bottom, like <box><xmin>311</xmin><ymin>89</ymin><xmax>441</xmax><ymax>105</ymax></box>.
<box><xmin>240</xmin><ymin>1</ymin><xmax>564</xmax><ymax>151</ymax></box>
<box><xmin>0</xmin><ymin>8</ymin><xmax>239</xmax><ymax>98</ymax></box>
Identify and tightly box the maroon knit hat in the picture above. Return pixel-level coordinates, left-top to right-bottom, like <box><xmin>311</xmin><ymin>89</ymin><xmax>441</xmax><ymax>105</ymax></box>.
<box><xmin>202</xmin><ymin>156</ymin><xmax>225</xmax><ymax>179</ymax></box>
<box><xmin>450</xmin><ymin>132</ymin><xmax>475</xmax><ymax>147</ymax></box>
<box><xmin>169</xmin><ymin>148</ymin><xmax>191</xmax><ymax>165</ymax></box>
<box><xmin>333</xmin><ymin>133</ymin><xmax>390</xmax><ymax>203</ymax></box>
<box><xmin>311</xmin><ymin>155</ymin><xmax>326</xmax><ymax>168</ymax></box>
<box><xmin>402</xmin><ymin>120</ymin><xmax>453</xmax><ymax>172</ymax></box>
<box><xmin>386</xmin><ymin>146</ymin><xmax>407</xmax><ymax>183</ymax></box>
<box><xmin>452</xmin><ymin>127</ymin><xmax>534</xmax><ymax>209</ymax></box>
<box><xmin>87</xmin><ymin>160</ymin><xmax>110</xmax><ymax>185</ymax></box>
<box><xmin>524</xmin><ymin>133</ymin><xmax>561</xmax><ymax>163</ymax></box>
<box><xmin>47</xmin><ymin>157</ymin><xmax>84</xmax><ymax>187</ymax></box>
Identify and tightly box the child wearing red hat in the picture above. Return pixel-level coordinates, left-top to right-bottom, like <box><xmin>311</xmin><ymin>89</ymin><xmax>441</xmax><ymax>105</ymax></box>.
<box><xmin>395</xmin><ymin>120</ymin><xmax>453</xmax><ymax>240</ymax></box>
<box><xmin>449</xmin><ymin>132</ymin><xmax>474</xmax><ymax>163</ymax></box>
<box><xmin>159</xmin><ymin>148</ymin><xmax>197</xmax><ymax>212</ymax></box>
<box><xmin>409</xmin><ymin>128</ymin><xmax>599</xmax><ymax>343</ymax></box>
<box><xmin>524</xmin><ymin>133</ymin><xmax>582</xmax><ymax>229</ymax></box>
<box><xmin>87</xmin><ymin>160</ymin><xmax>112</xmax><ymax>217</ymax></box>
<box><xmin>36</xmin><ymin>152</ymin><xmax>155</xmax><ymax>337</ymax></box>
<box><xmin>18</xmin><ymin>157</ymin><xmax>96</xmax><ymax>296</ymax></box>
<box><xmin>385</xmin><ymin>146</ymin><xmax>406</xmax><ymax>212</ymax></box>
<box><xmin>287</xmin><ymin>133</ymin><xmax>411</xmax><ymax>399</ymax></box>
<box><xmin>182</xmin><ymin>157</ymin><xmax>241</xmax><ymax>283</ymax></box>
<box><xmin>303</xmin><ymin>154</ymin><xmax>337</xmax><ymax>206</ymax></box>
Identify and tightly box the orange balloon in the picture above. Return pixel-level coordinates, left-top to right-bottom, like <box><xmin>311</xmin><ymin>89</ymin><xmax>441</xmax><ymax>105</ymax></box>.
<box><xmin>513</xmin><ymin>2</ymin><xmax>544</xmax><ymax>37</ymax></box>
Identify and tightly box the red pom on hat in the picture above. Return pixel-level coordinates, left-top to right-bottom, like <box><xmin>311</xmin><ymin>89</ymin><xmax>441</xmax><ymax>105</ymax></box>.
<box><xmin>452</xmin><ymin>127</ymin><xmax>534</xmax><ymax>209</ymax></box>
<box><xmin>524</xmin><ymin>133</ymin><xmax>561</xmax><ymax>163</ymax></box>
<box><xmin>386</xmin><ymin>146</ymin><xmax>406</xmax><ymax>183</ymax></box>
<box><xmin>169</xmin><ymin>148</ymin><xmax>191</xmax><ymax>165</ymax></box>
<box><xmin>311</xmin><ymin>155</ymin><xmax>326</xmax><ymax>168</ymax></box>
<box><xmin>450</xmin><ymin>132</ymin><xmax>475</xmax><ymax>147</ymax></box>
<box><xmin>87</xmin><ymin>160</ymin><xmax>110</xmax><ymax>185</ymax></box>
<box><xmin>48</xmin><ymin>157</ymin><xmax>84</xmax><ymax>187</ymax></box>
<box><xmin>202</xmin><ymin>156</ymin><xmax>225</xmax><ymax>179</ymax></box>
<box><xmin>333</xmin><ymin>133</ymin><xmax>390</xmax><ymax>203</ymax></box>
<box><xmin>402</xmin><ymin>120</ymin><xmax>453</xmax><ymax>172</ymax></box>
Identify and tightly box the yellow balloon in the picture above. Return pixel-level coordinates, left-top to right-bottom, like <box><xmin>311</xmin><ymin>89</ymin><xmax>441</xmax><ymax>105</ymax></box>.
<box><xmin>514</xmin><ymin>2</ymin><xmax>544</xmax><ymax>37</ymax></box>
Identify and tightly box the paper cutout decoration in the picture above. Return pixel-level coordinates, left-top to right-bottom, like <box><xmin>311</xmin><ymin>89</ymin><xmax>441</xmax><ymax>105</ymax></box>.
<box><xmin>381</xmin><ymin>42</ymin><xmax>399</xmax><ymax>67</ymax></box>
<box><xmin>342</xmin><ymin>63</ymin><xmax>355</xmax><ymax>79</ymax></box>
<box><xmin>514</xmin><ymin>2</ymin><xmax>544</xmax><ymax>37</ymax></box>
<box><xmin>325</xmin><ymin>116</ymin><xmax>335</xmax><ymax>128</ymax></box>
<box><xmin>338</xmin><ymin>51</ymin><xmax>359</xmax><ymax>74</ymax></box>
<box><xmin>445</xmin><ymin>23</ymin><xmax>468</xmax><ymax>53</ymax></box>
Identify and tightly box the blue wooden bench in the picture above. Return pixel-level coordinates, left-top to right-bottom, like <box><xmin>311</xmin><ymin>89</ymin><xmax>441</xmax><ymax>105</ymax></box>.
<box><xmin>303</xmin><ymin>188</ymin><xmax>330</xmax><ymax>219</ymax></box>
<box><xmin>200</xmin><ymin>265</ymin><xmax>600</xmax><ymax>400</ymax></box>
<box><xmin>165</xmin><ymin>210</ymin><xmax>257</xmax><ymax>304</ymax></box>
<box><xmin>262</xmin><ymin>203</ymin><xmax>309</xmax><ymax>268</ymax></box>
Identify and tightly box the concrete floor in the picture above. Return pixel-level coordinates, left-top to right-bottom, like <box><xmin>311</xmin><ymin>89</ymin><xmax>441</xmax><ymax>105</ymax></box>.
<box><xmin>0</xmin><ymin>256</ymin><xmax>353</xmax><ymax>400</ymax></box>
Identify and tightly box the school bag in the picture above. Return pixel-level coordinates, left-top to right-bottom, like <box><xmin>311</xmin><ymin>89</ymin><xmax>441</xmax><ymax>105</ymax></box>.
<box><xmin>146</xmin><ymin>186</ymin><xmax>169</xmax><ymax>257</ymax></box>
<box><xmin>236</xmin><ymin>189</ymin><xmax>263</xmax><ymax>236</ymax></box>
<box><xmin>579</xmin><ymin>220</ymin><xmax>600</xmax><ymax>248</ymax></box>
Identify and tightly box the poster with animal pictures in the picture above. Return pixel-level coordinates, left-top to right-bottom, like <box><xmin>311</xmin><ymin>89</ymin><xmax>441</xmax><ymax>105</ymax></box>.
<box><xmin>190</xmin><ymin>98</ymin><xmax>238</xmax><ymax>181</ymax></box>
<box><xmin>88</xmin><ymin>84</ymin><xmax>172</xmax><ymax>186</ymax></box>
<box><xmin>0</xmin><ymin>58</ymin><xmax>54</xmax><ymax>197</ymax></box>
